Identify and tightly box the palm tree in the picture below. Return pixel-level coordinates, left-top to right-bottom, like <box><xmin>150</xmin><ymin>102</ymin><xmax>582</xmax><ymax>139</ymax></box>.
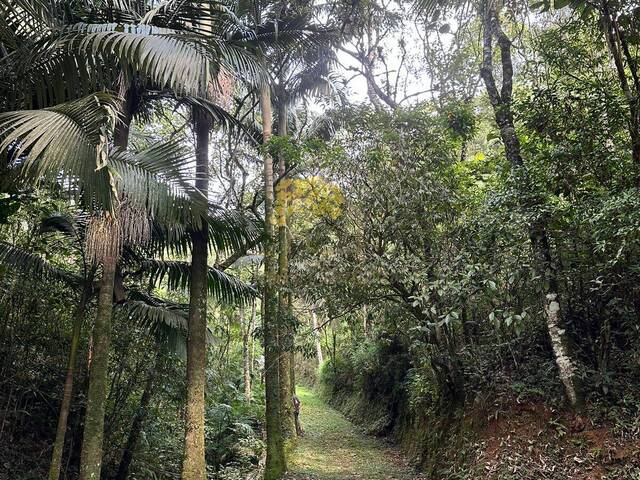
<box><xmin>0</xmin><ymin>174</ymin><xmax>256</xmax><ymax>480</ymax></box>
<box><xmin>0</xmin><ymin>92</ymin><xmax>256</xmax><ymax>480</ymax></box>
<box><xmin>224</xmin><ymin>3</ymin><xmax>341</xmax><ymax>474</ymax></box>
<box><xmin>1</xmin><ymin>2</ymin><xmax>264</xmax><ymax>477</ymax></box>
<box><xmin>271</xmin><ymin>26</ymin><xmax>339</xmax><ymax>437</ymax></box>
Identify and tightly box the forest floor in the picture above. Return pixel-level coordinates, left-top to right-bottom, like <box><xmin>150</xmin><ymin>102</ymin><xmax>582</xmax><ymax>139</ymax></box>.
<box><xmin>283</xmin><ymin>387</ymin><xmax>422</xmax><ymax>480</ymax></box>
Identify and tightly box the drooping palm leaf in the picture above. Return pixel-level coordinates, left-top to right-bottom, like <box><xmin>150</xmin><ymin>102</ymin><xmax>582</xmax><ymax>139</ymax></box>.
<box><xmin>142</xmin><ymin>258</ymin><xmax>256</xmax><ymax>304</ymax></box>
<box><xmin>40</xmin><ymin>213</ymin><xmax>84</xmax><ymax>241</ymax></box>
<box><xmin>239</xmin><ymin>16</ymin><xmax>339</xmax><ymax>59</ymax></box>
<box><xmin>185</xmin><ymin>95</ymin><xmax>260</xmax><ymax>143</ymax></box>
<box><xmin>2</xmin><ymin>5</ymin><xmax>264</xmax><ymax>108</ymax></box>
<box><xmin>108</xmin><ymin>140</ymin><xmax>209</xmax><ymax>229</ymax></box>
<box><xmin>116</xmin><ymin>291</ymin><xmax>189</xmax><ymax>356</ymax></box>
<box><xmin>57</xmin><ymin>22</ymin><xmax>264</xmax><ymax>94</ymax></box>
<box><xmin>117</xmin><ymin>289</ymin><xmax>215</xmax><ymax>354</ymax></box>
<box><xmin>0</xmin><ymin>92</ymin><xmax>119</xmax><ymax>210</ymax></box>
<box><xmin>141</xmin><ymin>0</ymin><xmax>241</xmax><ymax>36</ymax></box>
<box><xmin>132</xmin><ymin>209</ymin><xmax>260</xmax><ymax>261</ymax></box>
<box><xmin>0</xmin><ymin>0</ymin><xmax>59</xmax><ymax>47</ymax></box>
<box><xmin>0</xmin><ymin>241</ymin><xmax>81</xmax><ymax>286</ymax></box>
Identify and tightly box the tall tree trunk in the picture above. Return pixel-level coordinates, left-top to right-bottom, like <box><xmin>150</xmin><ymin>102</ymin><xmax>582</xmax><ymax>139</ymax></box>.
<box><xmin>362</xmin><ymin>305</ymin><xmax>369</xmax><ymax>339</ymax></box>
<box><xmin>249</xmin><ymin>298</ymin><xmax>256</xmax><ymax>383</ymax></box>
<box><xmin>79</xmin><ymin>86</ymin><xmax>135</xmax><ymax>480</ymax></box>
<box><xmin>260</xmin><ymin>84</ymin><xmax>287</xmax><ymax>480</ymax></box>
<box><xmin>114</xmin><ymin>351</ymin><xmax>159</xmax><ymax>480</ymax></box>
<box><xmin>600</xmin><ymin>0</ymin><xmax>640</xmax><ymax>167</ymax></box>
<box><xmin>241</xmin><ymin>303</ymin><xmax>252</xmax><ymax>401</ymax></box>
<box><xmin>79</xmin><ymin>256</ymin><xmax>117</xmax><ymax>480</ymax></box>
<box><xmin>48</xmin><ymin>284</ymin><xmax>90</xmax><ymax>480</ymax></box>
<box><xmin>479</xmin><ymin>6</ymin><xmax>582</xmax><ymax>410</ymax></box>
<box><xmin>276</xmin><ymin>101</ymin><xmax>295</xmax><ymax>437</ymax></box>
<box><xmin>181</xmin><ymin>106</ymin><xmax>211</xmax><ymax>480</ymax></box>
<box><xmin>311</xmin><ymin>309</ymin><xmax>323</xmax><ymax>367</ymax></box>
<box><xmin>289</xmin><ymin>353</ymin><xmax>296</xmax><ymax>396</ymax></box>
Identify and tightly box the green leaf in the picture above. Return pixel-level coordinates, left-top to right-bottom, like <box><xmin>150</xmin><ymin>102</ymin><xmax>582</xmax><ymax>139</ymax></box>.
<box><xmin>553</xmin><ymin>0</ymin><xmax>572</xmax><ymax>9</ymax></box>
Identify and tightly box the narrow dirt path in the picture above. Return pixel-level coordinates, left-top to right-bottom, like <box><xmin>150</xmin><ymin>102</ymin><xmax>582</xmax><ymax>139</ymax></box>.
<box><xmin>284</xmin><ymin>387</ymin><xmax>421</xmax><ymax>480</ymax></box>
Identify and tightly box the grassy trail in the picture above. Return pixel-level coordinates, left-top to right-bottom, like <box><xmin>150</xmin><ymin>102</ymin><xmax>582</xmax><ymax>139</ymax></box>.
<box><xmin>284</xmin><ymin>387</ymin><xmax>420</xmax><ymax>480</ymax></box>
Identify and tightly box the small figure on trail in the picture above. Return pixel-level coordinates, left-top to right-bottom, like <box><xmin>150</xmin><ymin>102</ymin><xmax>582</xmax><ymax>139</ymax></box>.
<box><xmin>292</xmin><ymin>393</ymin><xmax>305</xmax><ymax>437</ymax></box>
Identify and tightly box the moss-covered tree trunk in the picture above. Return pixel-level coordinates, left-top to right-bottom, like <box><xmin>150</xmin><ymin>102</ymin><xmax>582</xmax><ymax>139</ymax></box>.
<box><xmin>311</xmin><ymin>309</ymin><xmax>323</xmax><ymax>367</ymax></box>
<box><xmin>241</xmin><ymin>303</ymin><xmax>252</xmax><ymax>401</ymax></box>
<box><xmin>48</xmin><ymin>283</ymin><xmax>90</xmax><ymax>480</ymax></box>
<box><xmin>115</xmin><ymin>351</ymin><xmax>159</xmax><ymax>480</ymax></box>
<box><xmin>276</xmin><ymin>101</ymin><xmax>295</xmax><ymax>437</ymax></box>
<box><xmin>79</xmin><ymin>86</ymin><xmax>135</xmax><ymax>480</ymax></box>
<box><xmin>260</xmin><ymin>84</ymin><xmax>287</xmax><ymax>480</ymax></box>
<box><xmin>181</xmin><ymin>106</ymin><xmax>212</xmax><ymax>480</ymax></box>
<box><xmin>79</xmin><ymin>255</ymin><xmax>116</xmax><ymax>480</ymax></box>
<box><xmin>249</xmin><ymin>298</ymin><xmax>257</xmax><ymax>385</ymax></box>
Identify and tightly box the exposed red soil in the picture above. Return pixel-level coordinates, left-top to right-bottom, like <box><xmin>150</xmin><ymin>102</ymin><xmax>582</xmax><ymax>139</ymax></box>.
<box><xmin>466</xmin><ymin>400</ymin><xmax>640</xmax><ymax>479</ymax></box>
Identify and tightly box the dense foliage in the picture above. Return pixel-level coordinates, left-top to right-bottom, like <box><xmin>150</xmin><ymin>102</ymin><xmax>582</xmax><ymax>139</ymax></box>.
<box><xmin>1</xmin><ymin>0</ymin><xmax>640</xmax><ymax>479</ymax></box>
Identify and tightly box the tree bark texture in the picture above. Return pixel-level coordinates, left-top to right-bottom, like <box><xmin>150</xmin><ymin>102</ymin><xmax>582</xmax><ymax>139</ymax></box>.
<box><xmin>48</xmin><ymin>285</ymin><xmax>89</xmax><ymax>480</ymax></box>
<box><xmin>478</xmin><ymin>4</ymin><xmax>583</xmax><ymax>410</ymax></box>
<box><xmin>241</xmin><ymin>303</ymin><xmax>252</xmax><ymax>401</ymax></box>
<box><xmin>311</xmin><ymin>309</ymin><xmax>323</xmax><ymax>367</ymax></box>
<box><xmin>181</xmin><ymin>106</ymin><xmax>212</xmax><ymax>480</ymax></box>
<box><xmin>260</xmin><ymin>85</ymin><xmax>287</xmax><ymax>480</ymax></box>
<box><xmin>276</xmin><ymin>101</ymin><xmax>295</xmax><ymax>437</ymax></box>
<box><xmin>79</xmin><ymin>255</ymin><xmax>116</xmax><ymax>480</ymax></box>
<box><xmin>79</xmin><ymin>86</ymin><xmax>135</xmax><ymax>480</ymax></box>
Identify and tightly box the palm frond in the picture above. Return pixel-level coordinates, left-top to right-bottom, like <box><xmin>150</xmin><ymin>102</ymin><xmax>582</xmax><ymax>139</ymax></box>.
<box><xmin>185</xmin><ymin>95</ymin><xmax>261</xmax><ymax>144</ymax></box>
<box><xmin>207</xmin><ymin>208</ymin><xmax>263</xmax><ymax>256</ymax></box>
<box><xmin>58</xmin><ymin>22</ymin><xmax>264</xmax><ymax>94</ymax></box>
<box><xmin>119</xmin><ymin>289</ymin><xmax>215</xmax><ymax>354</ymax></box>
<box><xmin>116</xmin><ymin>291</ymin><xmax>189</xmax><ymax>355</ymax></box>
<box><xmin>0</xmin><ymin>241</ymin><xmax>81</xmax><ymax>286</ymax></box>
<box><xmin>40</xmin><ymin>213</ymin><xmax>81</xmax><ymax>238</ymax></box>
<box><xmin>142</xmin><ymin>259</ymin><xmax>256</xmax><ymax>304</ymax></box>
<box><xmin>148</xmin><ymin>208</ymin><xmax>263</xmax><ymax>260</ymax></box>
<box><xmin>0</xmin><ymin>0</ymin><xmax>59</xmax><ymax>46</ymax></box>
<box><xmin>0</xmin><ymin>92</ymin><xmax>119</xmax><ymax>210</ymax></box>
<box><xmin>237</xmin><ymin>16</ymin><xmax>339</xmax><ymax>59</ymax></box>
<box><xmin>141</xmin><ymin>0</ymin><xmax>240</xmax><ymax>36</ymax></box>
<box><xmin>60</xmin><ymin>23</ymin><xmax>210</xmax><ymax>96</ymax></box>
<box><xmin>108</xmin><ymin>140</ymin><xmax>209</xmax><ymax>229</ymax></box>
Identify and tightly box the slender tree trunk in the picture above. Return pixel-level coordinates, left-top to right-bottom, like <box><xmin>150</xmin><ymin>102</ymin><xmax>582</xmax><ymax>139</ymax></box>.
<box><xmin>362</xmin><ymin>305</ymin><xmax>369</xmax><ymax>339</ymax></box>
<box><xmin>276</xmin><ymin>101</ymin><xmax>295</xmax><ymax>437</ymax></box>
<box><xmin>249</xmin><ymin>298</ymin><xmax>256</xmax><ymax>383</ymax></box>
<box><xmin>289</xmin><ymin>353</ymin><xmax>296</xmax><ymax>395</ymax></box>
<box><xmin>260</xmin><ymin>84</ymin><xmax>287</xmax><ymax>480</ymax></box>
<box><xmin>181</xmin><ymin>106</ymin><xmax>212</xmax><ymax>480</ymax></box>
<box><xmin>79</xmin><ymin>86</ymin><xmax>135</xmax><ymax>480</ymax></box>
<box><xmin>48</xmin><ymin>284</ymin><xmax>89</xmax><ymax>480</ymax></box>
<box><xmin>479</xmin><ymin>6</ymin><xmax>582</xmax><ymax>410</ymax></box>
<box><xmin>241</xmin><ymin>303</ymin><xmax>252</xmax><ymax>401</ymax></box>
<box><xmin>600</xmin><ymin>1</ymin><xmax>640</xmax><ymax>167</ymax></box>
<box><xmin>114</xmin><ymin>352</ymin><xmax>159</xmax><ymax>480</ymax></box>
<box><xmin>311</xmin><ymin>309</ymin><xmax>323</xmax><ymax>367</ymax></box>
<box><xmin>79</xmin><ymin>256</ymin><xmax>116</xmax><ymax>480</ymax></box>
